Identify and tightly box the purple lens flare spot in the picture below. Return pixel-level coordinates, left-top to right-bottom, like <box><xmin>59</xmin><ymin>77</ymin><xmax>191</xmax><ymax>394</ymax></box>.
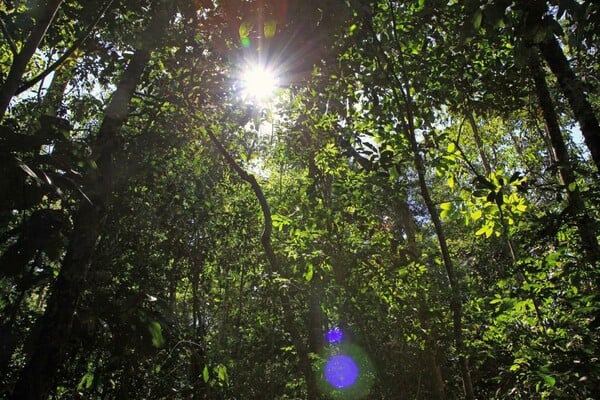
<box><xmin>325</xmin><ymin>327</ymin><xmax>343</xmax><ymax>344</ymax></box>
<box><xmin>324</xmin><ymin>355</ymin><xmax>359</xmax><ymax>389</ymax></box>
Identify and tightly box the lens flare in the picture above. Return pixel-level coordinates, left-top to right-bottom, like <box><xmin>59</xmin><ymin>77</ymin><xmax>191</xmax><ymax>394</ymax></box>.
<box><xmin>325</xmin><ymin>327</ymin><xmax>344</xmax><ymax>344</ymax></box>
<box><xmin>324</xmin><ymin>355</ymin><xmax>359</xmax><ymax>389</ymax></box>
<box><xmin>240</xmin><ymin>64</ymin><xmax>278</xmax><ymax>101</ymax></box>
<box><xmin>317</xmin><ymin>340</ymin><xmax>375</xmax><ymax>399</ymax></box>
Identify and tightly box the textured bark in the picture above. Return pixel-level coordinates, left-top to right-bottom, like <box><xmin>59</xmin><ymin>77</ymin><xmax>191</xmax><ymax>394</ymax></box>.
<box><xmin>538</xmin><ymin>33</ymin><xmax>600</xmax><ymax>171</ymax></box>
<box><xmin>529</xmin><ymin>50</ymin><xmax>600</xmax><ymax>265</ymax></box>
<box><xmin>9</xmin><ymin>2</ymin><xmax>169</xmax><ymax>394</ymax></box>
<box><xmin>0</xmin><ymin>0</ymin><xmax>64</xmax><ymax>118</ymax></box>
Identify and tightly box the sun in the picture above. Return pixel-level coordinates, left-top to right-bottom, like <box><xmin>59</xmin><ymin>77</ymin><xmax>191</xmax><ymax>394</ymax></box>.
<box><xmin>240</xmin><ymin>63</ymin><xmax>279</xmax><ymax>102</ymax></box>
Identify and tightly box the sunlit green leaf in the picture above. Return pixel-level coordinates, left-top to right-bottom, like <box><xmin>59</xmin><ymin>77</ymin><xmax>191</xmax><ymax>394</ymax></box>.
<box><xmin>264</xmin><ymin>19</ymin><xmax>277</xmax><ymax>38</ymax></box>
<box><xmin>239</xmin><ymin>22</ymin><xmax>252</xmax><ymax>39</ymax></box>
<box><xmin>203</xmin><ymin>365</ymin><xmax>209</xmax><ymax>383</ymax></box>
<box><xmin>148</xmin><ymin>321</ymin><xmax>165</xmax><ymax>348</ymax></box>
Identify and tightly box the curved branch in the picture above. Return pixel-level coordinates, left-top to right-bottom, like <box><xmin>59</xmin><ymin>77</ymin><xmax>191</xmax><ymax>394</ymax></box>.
<box><xmin>202</xmin><ymin>126</ymin><xmax>278</xmax><ymax>272</ymax></box>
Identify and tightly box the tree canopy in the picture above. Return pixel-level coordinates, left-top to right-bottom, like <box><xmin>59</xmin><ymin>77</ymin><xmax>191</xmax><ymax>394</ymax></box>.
<box><xmin>1</xmin><ymin>0</ymin><xmax>599</xmax><ymax>399</ymax></box>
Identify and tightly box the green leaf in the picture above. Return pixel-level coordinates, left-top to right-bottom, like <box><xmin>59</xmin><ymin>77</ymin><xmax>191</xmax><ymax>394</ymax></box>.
<box><xmin>390</xmin><ymin>165</ymin><xmax>399</xmax><ymax>181</ymax></box>
<box><xmin>448</xmin><ymin>175</ymin><xmax>455</xmax><ymax>189</ymax></box>
<box><xmin>568</xmin><ymin>182</ymin><xmax>577</xmax><ymax>192</ymax></box>
<box><xmin>304</xmin><ymin>263</ymin><xmax>314</xmax><ymax>282</ymax></box>
<box><xmin>541</xmin><ymin>373</ymin><xmax>556</xmax><ymax>387</ymax></box>
<box><xmin>77</xmin><ymin>372</ymin><xmax>94</xmax><ymax>391</ymax></box>
<box><xmin>264</xmin><ymin>19</ymin><xmax>277</xmax><ymax>38</ymax></box>
<box><xmin>447</xmin><ymin>142</ymin><xmax>456</xmax><ymax>153</ymax></box>
<box><xmin>216</xmin><ymin>364</ymin><xmax>228</xmax><ymax>382</ymax></box>
<box><xmin>473</xmin><ymin>9</ymin><xmax>483</xmax><ymax>30</ymax></box>
<box><xmin>239</xmin><ymin>22</ymin><xmax>252</xmax><ymax>39</ymax></box>
<box><xmin>148</xmin><ymin>321</ymin><xmax>165</xmax><ymax>348</ymax></box>
<box><xmin>203</xmin><ymin>365</ymin><xmax>210</xmax><ymax>383</ymax></box>
<box><xmin>471</xmin><ymin>210</ymin><xmax>482</xmax><ymax>220</ymax></box>
<box><xmin>515</xmin><ymin>203</ymin><xmax>527</xmax><ymax>212</ymax></box>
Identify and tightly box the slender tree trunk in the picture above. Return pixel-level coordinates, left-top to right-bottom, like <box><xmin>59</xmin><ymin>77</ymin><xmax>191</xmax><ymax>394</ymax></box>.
<box><xmin>417</xmin><ymin>297</ymin><xmax>446</xmax><ymax>400</ymax></box>
<box><xmin>529</xmin><ymin>50</ymin><xmax>600</xmax><ymax>265</ymax></box>
<box><xmin>0</xmin><ymin>0</ymin><xmax>64</xmax><ymax>118</ymax></box>
<box><xmin>407</xmin><ymin>127</ymin><xmax>475</xmax><ymax>399</ymax></box>
<box><xmin>9</xmin><ymin>3</ymin><xmax>169</xmax><ymax>395</ymax></box>
<box><xmin>467</xmin><ymin>113</ymin><xmax>492</xmax><ymax>176</ymax></box>
<box><xmin>389</xmin><ymin>46</ymin><xmax>475</xmax><ymax>400</ymax></box>
<box><xmin>537</xmin><ymin>34</ymin><xmax>600</xmax><ymax>170</ymax></box>
<box><xmin>367</xmin><ymin>6</ymin><xmax>474</xmax><ymax>396</ymax></box>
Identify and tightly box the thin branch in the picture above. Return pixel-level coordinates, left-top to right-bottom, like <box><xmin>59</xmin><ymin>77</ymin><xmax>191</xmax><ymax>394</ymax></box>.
<box><xmin>0</xmin><ymin>14</ymin><xmax>18</xmax><ymax>55</ymax></box>
<box><xmin>15</xmin><ymin>0</ymin><xmax>115</xmax><ymax>95</ymax></box>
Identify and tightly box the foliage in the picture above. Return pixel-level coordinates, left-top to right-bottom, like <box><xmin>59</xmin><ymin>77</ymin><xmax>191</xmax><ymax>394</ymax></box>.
<box><xmin>0</xmin><ymin>0</ymin><xmax>599</xmax><ymax>399</ymax></box>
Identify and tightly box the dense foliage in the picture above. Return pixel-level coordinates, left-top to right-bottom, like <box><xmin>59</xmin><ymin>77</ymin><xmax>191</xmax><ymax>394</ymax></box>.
<box><xmin>1</xmin><ymin>0</ymin><xmax>599</xmax><ymax>399</ymax></box>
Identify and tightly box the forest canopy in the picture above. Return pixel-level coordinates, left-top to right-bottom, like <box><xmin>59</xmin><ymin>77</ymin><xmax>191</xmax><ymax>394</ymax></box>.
<box><xmin>0</xmin><ymin>0</ymin><xmax>599</xmax><ymax>399</ymax></box>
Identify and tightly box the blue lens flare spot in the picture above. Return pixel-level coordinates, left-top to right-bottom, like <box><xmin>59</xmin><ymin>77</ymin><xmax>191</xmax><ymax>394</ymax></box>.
<box><xmin>324</xmin><ymin>355</ymin><xmax>359</xmax><ymax>389</ymax></box>
<box><xmin>325</xmin><ymin>327</ymin><xmax>344</xmax><ymax>344</ymax></box>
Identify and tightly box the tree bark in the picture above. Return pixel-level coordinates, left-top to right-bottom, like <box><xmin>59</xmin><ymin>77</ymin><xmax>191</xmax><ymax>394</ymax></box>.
<box><xmin>538</xmin><ymin>34</ymin><xmax>600</xmax><ymax>171</ymax></box>
<box><xmin>529</xmin><ymin>49</ymin><xmax>600</xmax><ymax>265</ymax></box>
<box><xmin>9</xmin><ymin>2</ymin><xmax>170</xmax><ymax>394</ymax></box>
<box><xmin>0</xmin><ymin>0</ymin><xmax>64</xmax><ymax>118</ymax></box>
<box><xmin>407</xmin><ymin>124</ymin><xmax>475</xmax><ymax>400</ymax></box>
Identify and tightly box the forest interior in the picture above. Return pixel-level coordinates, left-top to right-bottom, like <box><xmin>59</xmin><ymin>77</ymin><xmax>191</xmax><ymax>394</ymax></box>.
<box><xmin>1</xmin><ymin>0</ymin><xmax>600</xmax><ymax>399</ymax></box>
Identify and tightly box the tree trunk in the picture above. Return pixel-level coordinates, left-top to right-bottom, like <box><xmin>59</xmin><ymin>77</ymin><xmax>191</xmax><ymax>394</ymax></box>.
<box><xmin>538</xmin><ymin>34</ymin><xmax>600</xmax><ymax>171</ymax></box>
<box><xmin>9</xmin><ymin>3</ymin><xmax>169</xmax><ymax>393</ymax></box>
<box><xmin>467</xmin><ymin>113</ymin><xmax>492</xmax><ymax>176</ymax></box>
<box><xmin>367</xmin><ymin>8</ymin><xmax>475</xmax><ymax>397</ymax></box>
<box><xmin>407</xmin><ymin>128</ymin><xmax>475</xmax><ymax>400</ymax></box>
<box><xmin>0</xmin><ymin>0</ymin><xmax>64</xmax><ymax>118</ymax></box>
<box><xmin>394</xmin><ymin>54</ymin><xmax>475</xmax><ymax>400</ymax></box>
<box><xmin>529</xmin><ymin>49</ymin><xmax>600</xmax><ymax>265</ymax></box>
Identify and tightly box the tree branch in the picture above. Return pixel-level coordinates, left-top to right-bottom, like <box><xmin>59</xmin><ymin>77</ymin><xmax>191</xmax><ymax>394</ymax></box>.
<box><xmin>15</xmin><ymin>0</ymin><xmax>115</xmax><ymax>95</ymax></box>
<box><xmin>202</xmin><ymin>125</ymin><xmax>278</xmax><ymax>272</ymax></box>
